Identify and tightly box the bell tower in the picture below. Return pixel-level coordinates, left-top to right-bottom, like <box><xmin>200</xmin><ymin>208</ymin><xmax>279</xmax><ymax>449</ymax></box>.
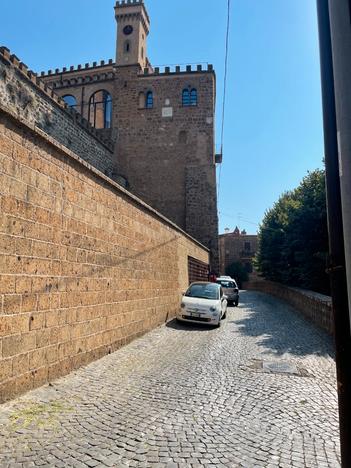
<box><xmin>115</xmin><ymin>0</ymin><xmax>150</xmax><ymax>68</ymax></box>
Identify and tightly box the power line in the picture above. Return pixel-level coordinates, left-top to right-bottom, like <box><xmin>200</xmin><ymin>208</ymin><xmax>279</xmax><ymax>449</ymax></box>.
<box><xmin>217</xmin><ymin>0</ymin><xmax>231</xmax><ymax>206</ymax></box>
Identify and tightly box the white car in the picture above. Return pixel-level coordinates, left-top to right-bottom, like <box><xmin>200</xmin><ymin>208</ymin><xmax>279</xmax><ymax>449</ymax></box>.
<box><xmin>177</xmin><ymin>282</ymin><xmax>228</xmax><ymax>327</ymax></box>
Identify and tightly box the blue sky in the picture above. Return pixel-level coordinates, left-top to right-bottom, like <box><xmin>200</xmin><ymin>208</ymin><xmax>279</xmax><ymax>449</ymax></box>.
<box><xmin>1</xmin><ymin>0</ymin><xmax>324</xmax><ymax>234</ymax></box>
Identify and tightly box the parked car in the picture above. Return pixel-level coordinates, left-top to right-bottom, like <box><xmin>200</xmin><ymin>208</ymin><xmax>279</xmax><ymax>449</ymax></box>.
<box><xmin>177</xmin><ymin>282</ymin><xmax>228</xmax><ymax>327</ymax></box>
<box><xmin>216</xmin><ymin>277</ymin><xmax>239</xmax><ymax>306</ymax></box>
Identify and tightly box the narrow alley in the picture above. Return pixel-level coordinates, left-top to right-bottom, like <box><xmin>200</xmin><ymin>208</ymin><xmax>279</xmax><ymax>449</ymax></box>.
<box><xmin>0</xmin><ymin>291</ymin><xmax>340</xmax><ymax>467</ymax></box>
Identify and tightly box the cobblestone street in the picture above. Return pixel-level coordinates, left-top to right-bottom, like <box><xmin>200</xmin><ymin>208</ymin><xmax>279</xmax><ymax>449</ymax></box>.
<box><xmin>0</xmin><ymin>291</ymin><xmax>340</xmax><ymax>467</ymax></box>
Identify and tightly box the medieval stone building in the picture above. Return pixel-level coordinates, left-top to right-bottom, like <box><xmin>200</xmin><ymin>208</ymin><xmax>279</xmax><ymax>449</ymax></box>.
<box><xmin>219</xmin><ymin>227</ymin><xmax>258</xmax><ymax>275</ymax></box>
<box><xmin>40</xmin><ymin>0</ymin><xmax>219</xmax><ymax>270</ymax></box>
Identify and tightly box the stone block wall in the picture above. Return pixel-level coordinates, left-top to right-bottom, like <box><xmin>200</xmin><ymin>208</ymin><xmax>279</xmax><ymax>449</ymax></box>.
<box><xmin>0</xmin><ymin>48</ymin><xmax>115</xmax><ymax>177</ymax></box>
<box><xmin>245</xmin><ymin>280</ymin><xmax>333</xmax><ymax>334</ymax></box>
<box><xmin>0</xmin><ymin>101</ymin><xmax>208</xmax><ymax>402</ymax></box>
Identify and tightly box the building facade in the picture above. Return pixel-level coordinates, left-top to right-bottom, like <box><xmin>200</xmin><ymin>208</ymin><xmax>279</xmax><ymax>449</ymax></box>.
<box><xmin>41</xmin><ymin>0</ymin><xmax>219</xmax><ymax>271</ymax></box>
<box><xmin>219</xmin><ymin>227</ymin><xmax>258</xmax><ymax>275</ymax></box>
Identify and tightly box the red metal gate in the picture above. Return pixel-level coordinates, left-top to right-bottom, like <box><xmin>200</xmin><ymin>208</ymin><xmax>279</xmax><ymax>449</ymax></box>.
<box><xmin>188</xmin><ymin>256</ymin><xmax>209</xmax><ymax>284</ymax></box>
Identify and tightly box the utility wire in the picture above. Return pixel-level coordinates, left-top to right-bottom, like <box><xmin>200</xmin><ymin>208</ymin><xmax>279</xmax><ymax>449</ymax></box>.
<box><xmin>217</xmin><ymin>0</ymin><xmax>231</xmax><ymax>207</ymax></box>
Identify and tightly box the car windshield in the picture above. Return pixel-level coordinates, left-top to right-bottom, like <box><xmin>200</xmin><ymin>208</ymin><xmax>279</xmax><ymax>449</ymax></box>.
<box><xmin>216</xmin><ymin>280</ymin><xmax>236</xmax><ymax>288</ymax></box>
<box><xmin>185</xmin><ymin>283</ymin><xmax>219</xmax><ymax>300</ymax></box>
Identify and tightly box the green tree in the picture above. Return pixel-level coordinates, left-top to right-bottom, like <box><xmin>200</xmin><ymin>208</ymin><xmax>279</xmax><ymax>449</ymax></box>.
<box><xmin>226</xmin><ymin>262</ymin><xmax>249</xmax><ymax>288</ymax></box>
<box><xmin>255</xmin><ymin>169</ymin><xmax>330</xmax><ymax>295</ymax></box>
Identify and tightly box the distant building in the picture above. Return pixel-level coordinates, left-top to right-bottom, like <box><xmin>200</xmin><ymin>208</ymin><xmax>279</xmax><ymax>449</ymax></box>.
<box><xmin>219</xmin><ymin>227</ymin><xmax>258</xmax><ymax>275</ymax></box>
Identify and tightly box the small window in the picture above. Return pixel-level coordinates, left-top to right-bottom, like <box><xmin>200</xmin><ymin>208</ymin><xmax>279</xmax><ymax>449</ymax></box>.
<box><xmin>244</xmin><ymin>242</ymin><xmax>251</xmax><ymax>251</ymax></box>
<box><xmin>179</xmin><ymin>130</ymin><xmax>188</xmax><ymax>144</ymax></box>
<box><xmin>146</xmin><ymin>91</ymin><xmax>153</xmax><ymax>109</ymax></box>
<box><xmin>141</xmin><ymin>47</ymin><xmax>144</xmax><ymax>59</ymax></box>
<box><xmin>63</xmin><ymin>95</ymin><xmax>77</xmax><ymax>109</ymax></box>
<box><xmin>182</xmin><ymin>89</ymin><xmax>190</xmax><ymax>106</ymax></box>
<box><xmin>124</xmin><ymin>40</ymin><xmax>131</xmax><ymax>53</ymax></box>
<box><xmin>190</xmin><ymin>88</ymin><xmax>198</xmax><ymax>106</ymax></box>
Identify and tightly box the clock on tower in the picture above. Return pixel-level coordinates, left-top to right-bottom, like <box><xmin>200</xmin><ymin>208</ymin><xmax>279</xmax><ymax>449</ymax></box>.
<box><xmin>115</xmin><ymin>1</ymin><xmax>150</xmax><ymax>67</ymax></box>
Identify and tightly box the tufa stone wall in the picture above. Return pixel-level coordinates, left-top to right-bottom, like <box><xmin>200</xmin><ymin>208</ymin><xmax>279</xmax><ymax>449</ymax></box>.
<box><xmin>245</xmin><ymin>280</ymin><xmax>333</xmax><ymax>334</ymax></box>
<box><xmin>0</xmin><ymin>47</ymin><xmax>115</xmax><ymax>178</ymax></box>
<box><xmin>0</xmin><ymin>96</ymin><xmax>209</xmax><ymax>402</ymax></box>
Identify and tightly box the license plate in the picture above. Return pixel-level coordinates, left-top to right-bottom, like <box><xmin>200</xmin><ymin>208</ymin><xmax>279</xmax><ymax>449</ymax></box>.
<box><xmin>190</xmin><ymin>312</ymin><xmax>201</xmax><ymax>318</ymax></box>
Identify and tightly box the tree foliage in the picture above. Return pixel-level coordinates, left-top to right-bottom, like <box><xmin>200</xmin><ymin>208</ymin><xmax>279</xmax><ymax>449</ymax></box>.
<box><xmin>254</xmin><ymin>169</ymin><xmax>330</xmax><ymax>295</ymax></box>
<box><xmin>226</xmin><ymin>262</ymin><xmax>249</xmax><ymax>288</ymax></box>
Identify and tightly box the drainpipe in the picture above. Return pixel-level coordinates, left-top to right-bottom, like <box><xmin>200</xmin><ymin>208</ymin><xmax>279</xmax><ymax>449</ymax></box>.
<box><xmin>316</xmin><ymin>1</ymin><xmax>351</xmax><ymax>465</ymax></box>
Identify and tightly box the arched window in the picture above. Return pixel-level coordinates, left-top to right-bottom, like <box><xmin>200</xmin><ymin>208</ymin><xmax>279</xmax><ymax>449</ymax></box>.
<box><xmin>182</xmin><ymin>89</ymin><xmax>190</xmax><ymax>107</ymax></box>
<box><xmin>146</xmin><ymin>91</ymin><xmax>153</xmax><ymax>109</ymax></box>
<box><xmin>88</xmin><ymin>90</ymin><xmax>112</xmax><ymax>129</ymax></box>
<box><xmin>124</xmin><ymin>40</ymin><xmax>131</xmax><ymax>53</ymax></box>
<box><xmin>182</xmin><ymin>88</ymin><xmax>198</xmax><ymax>107</ymax></box>
<box><xmin>190</xmin><ymin>88</ymin><xmax>198</xmax><ymax>106</ymax></box>
<box><xmin>63</xmin><ymin>95</ymin><xmax>77</xmax><ymax>109</ymax></box>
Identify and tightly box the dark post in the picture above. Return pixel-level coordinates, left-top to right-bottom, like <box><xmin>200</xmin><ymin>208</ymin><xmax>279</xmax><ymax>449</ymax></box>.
<box><xmin>316</xmin><ymin>1</ymin><xmax>351</xmax><ymax>465</ymax></box>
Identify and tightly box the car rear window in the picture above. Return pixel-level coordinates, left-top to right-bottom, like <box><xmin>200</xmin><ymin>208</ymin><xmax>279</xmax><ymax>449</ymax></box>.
<box><xmin>216</xmin><ymin>280</ymin><xmax>236</xmax><ymax>288</ymax></box>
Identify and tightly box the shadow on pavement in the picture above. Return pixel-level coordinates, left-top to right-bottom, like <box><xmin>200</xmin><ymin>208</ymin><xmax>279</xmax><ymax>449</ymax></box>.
<box><xmin>166</xmin><ymin>318</ymin><xmax>216</xmax><ymax>332</ymax></box>
<box><xmin>231</xmin><ymin>291</ymin><xmax>335</xmax><ymax>358</ymax></box>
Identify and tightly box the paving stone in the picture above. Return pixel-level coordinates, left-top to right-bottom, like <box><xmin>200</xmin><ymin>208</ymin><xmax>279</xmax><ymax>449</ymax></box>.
<box><xmin>0</xmin><ymin>292</ymin><xmax>341</xmax><ymax>467</ymax></box>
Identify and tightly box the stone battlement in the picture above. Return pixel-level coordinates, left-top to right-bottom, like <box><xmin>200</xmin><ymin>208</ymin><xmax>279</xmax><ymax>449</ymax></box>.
<box><xmin>0</xmin><ymin>46</ymin><xmax>114</xmax><ymax>151</ymax></box>
<box><xmin>140</xmin><ymin>63</ymin><xmax>214</xmax><ymax>77</ymax></box>
<box><xmin>115</xmin><ymin>0</ymin><xmax>144</xmax><ymax>6</ymax></box>
<box><xmin>40</xmin><ymin>59</ymin><xmax>115</xmax><ymax>77</ymax></box>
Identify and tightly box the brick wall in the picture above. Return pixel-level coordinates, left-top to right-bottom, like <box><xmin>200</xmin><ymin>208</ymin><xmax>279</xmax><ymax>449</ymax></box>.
<box><xmin>0</xmin><ymin>102</ymin><xmax>209</xmax><ymax>402</ymax></box>
<box><xmin>0</xmin><ymin>48</ymin><xmax>115</xmax><ymax>177</ymax></box>
<box><xmin>114</xmin><ymin>67</ymin><xmax>219</xmax><ymax>270</ymax></box>
<box><xmin>245</xmin><ymin>280</ymin><xmax>333</xmax><ymax>334</ymax></box>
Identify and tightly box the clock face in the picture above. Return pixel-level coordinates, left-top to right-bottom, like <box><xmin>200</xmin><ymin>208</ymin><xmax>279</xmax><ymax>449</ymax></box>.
<box><xmin>123</xmin><ymin>25</ymin><xmax>133</xmax><ymax>36</ymax></box>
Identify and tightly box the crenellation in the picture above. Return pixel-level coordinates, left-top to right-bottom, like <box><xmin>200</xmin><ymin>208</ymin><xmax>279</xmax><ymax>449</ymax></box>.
<box><xmin>39</xmin><ymin>60</ymin><xmax>115</xmax><ymax>77</ymax></box>
<box><xmin>116</xmin><ymin>0</ymin><xmax>145</xmax><ymax>6</ymax></box>
<box><xmin>137</xmin><ymin>64</ymin><xmax>214</xmax><ymax>78</ymax></box>
<box><xmin>0</xmin><ymin>46</ymin><xmax>115</xmax><ymax>153</ymax></box>
<box><xmin>10</xmin><ymin>53</ymin><xmax>20</xmax><ymax>66</ymax></box>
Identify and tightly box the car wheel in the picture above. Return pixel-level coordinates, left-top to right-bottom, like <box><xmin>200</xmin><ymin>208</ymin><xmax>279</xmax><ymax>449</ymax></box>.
<box><xmin>216</xmin><ymin>318</ymin><xmax>221</xmax><ymax>328</ymax></box>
